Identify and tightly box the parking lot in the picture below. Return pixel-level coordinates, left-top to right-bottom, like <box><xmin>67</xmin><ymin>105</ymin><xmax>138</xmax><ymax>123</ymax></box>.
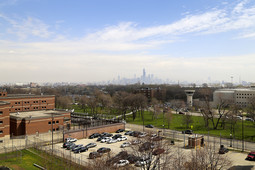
<box><xmin>55</xmin><ymin>131</ymin><xmax>135</xmax><ymax>163</ymax></box>
<box><xmin>54</xmin><ymin>130</ymin><xmax>255</xmax><ymax>169</ymax></box>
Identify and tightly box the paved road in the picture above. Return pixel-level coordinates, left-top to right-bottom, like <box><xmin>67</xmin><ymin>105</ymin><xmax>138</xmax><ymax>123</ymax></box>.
<box><xmin>125</xmin><ymin>123</ymin><xmax>255</xmax><ymax>152</ymax></box>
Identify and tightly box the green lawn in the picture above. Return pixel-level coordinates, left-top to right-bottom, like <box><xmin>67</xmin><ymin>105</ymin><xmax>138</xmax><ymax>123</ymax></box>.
<box><xmin>0</xmin><ymin>149</ymin><xmax>83</xmax><ymax>170</ymax></box>
<box><xmin>126</xmin><ymin>111</ymin><xmax>255</xmax><ymax>142</ymax></box>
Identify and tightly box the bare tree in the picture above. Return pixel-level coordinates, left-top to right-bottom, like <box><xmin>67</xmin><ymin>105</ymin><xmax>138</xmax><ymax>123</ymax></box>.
<box><xmin>185</xmin><ymin>145</ymin><xmax>232</xmax><ymax>170</ymax></box>
<box><xmin>165</xmin><ymin>107</ymin><xmax>173</xmax><ymax>129</ymax></box>
<box><xmin>182</xmin><ymin>112</ymin><xmax>193</xmax><ymax>129</ymax></box>
<box><xmin>56</xmin><ymin>96</ymin><xmax>72</xmax><ymax>109</ymax></box>
<box><xmin>246</xmin><ymin>96</ymin><xmax>255</xmax><ymax>125</ymax></box>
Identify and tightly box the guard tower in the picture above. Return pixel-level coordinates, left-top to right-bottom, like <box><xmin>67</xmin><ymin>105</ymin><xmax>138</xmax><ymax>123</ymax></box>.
<box><xmin>185</xmin><ymin>90</ymin><xmax>195</xmax><ymax>108</ymax></box>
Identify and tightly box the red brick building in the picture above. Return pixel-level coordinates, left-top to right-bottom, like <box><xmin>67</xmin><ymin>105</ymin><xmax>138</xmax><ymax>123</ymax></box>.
<box><xmin>0</xmin><ymin>91</ymin><xmax>70</xmax><ymax>142</ymax></box>
<box><xmin>0</xmin><ymin>101</ymin><xmax>10</xmax><ymax>140</ymax></box>
<box><xmin>10</xmin><ymin>110</ymin><xmax>70</xmax><ymax>136</ymax></box>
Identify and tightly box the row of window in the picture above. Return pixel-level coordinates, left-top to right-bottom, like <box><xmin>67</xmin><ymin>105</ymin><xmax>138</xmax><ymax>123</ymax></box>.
<box><xmin>49</xmin><ymin>127</ymin><xmax>59</xmax><ymax>132</ymax></box>
<box><xmin>15</xmin><ymin>100</ymin><xmax>47</xmax><ymax>105</ymax></box>
<box><xmin>236</xmin><ymin>93</ymin><xmax>255</xmax><ymax>96</ymax></box>
<box><xmin>0</xmin><ymin>93</ymin><xmax>6</xmax><ymax>96</ymax></box>
<box><xmin>14</xmin><ymin>106</ymin><xmax>47</xmax><ymax>111</ymax></box>
<box><xmin>236</xmin><ymin>97</ymin><xmax>253</xmax><ymax>99</ymax></box>
<box><xmin>48</xmin><ymin>120</ymin><xmax>59</xmax><ymax>125</ymax></box>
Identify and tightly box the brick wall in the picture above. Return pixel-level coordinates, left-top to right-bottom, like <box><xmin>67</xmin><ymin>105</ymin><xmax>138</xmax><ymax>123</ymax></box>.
<box><xmin>0</xmin><ymin>103</ymin><xmax>10</xmax><ymax>138</ymax></box>
<box><xmin>11</xmin><ymin>112</ymin><xmax>71</xmax><ymax>136</ymax></box>
<box><xmin>64</xmin><ymin>123</ymin><xmax>125</xmax><ymax>140</ymax></box>
<box><xmin>0</xmin><ymin>95</ymin><xmax>55</xmax><ymax>113</ymax></box>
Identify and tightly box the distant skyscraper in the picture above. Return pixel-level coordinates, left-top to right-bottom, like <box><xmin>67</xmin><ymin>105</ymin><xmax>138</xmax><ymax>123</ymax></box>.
<box><xmin>143</xmin><ymin>68</ymin><xmax>146</xmax><ymax>79</ymax></box>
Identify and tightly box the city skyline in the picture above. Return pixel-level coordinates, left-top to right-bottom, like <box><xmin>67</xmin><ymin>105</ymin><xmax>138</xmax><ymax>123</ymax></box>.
<box><xmin>1</xmin><ymin>0</ymin><xmax>255</xmax><ymax>83</ymax></box>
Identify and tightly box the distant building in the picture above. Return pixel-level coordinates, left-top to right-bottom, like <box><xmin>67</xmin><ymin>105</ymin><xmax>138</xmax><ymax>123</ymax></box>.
<box><xmin>0</xmin><ymin>91</ymin><xmax>70</xmax><ymax>142</ymax></box>
<box><xmin>136</xmin><ymin>87</ymin><xmax>166</xmax><ymax>101</ymax></box>
<box><xmin>213</xmin><ymin>87</ymin><xmax>255</xmax><ymax>108</ymax></box>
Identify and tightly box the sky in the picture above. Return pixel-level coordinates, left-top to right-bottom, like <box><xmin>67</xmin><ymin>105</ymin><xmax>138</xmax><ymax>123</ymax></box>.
<box><xmin>1</xmin><ymin>0</ymin><xmax>255</xmax><ymax>84</ymax></box>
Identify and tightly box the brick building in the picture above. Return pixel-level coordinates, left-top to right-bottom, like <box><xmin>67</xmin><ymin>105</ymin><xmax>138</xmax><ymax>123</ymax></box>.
<box><xmin>0</xmin><ymin>91</ymin><xmax>70</xmax><ymax>142</ymax></box>
<box><xmin>0</xmin><ymin>101</ymin><xmax>10</xmax><ymax>140</ymax></box>
<box><xmin>136</xmin><ymin>87</ymin><xmax>166</xmax><ymax>101</ymax></box>
<box><xmin>10</xmin><ymin>110</ymin><xmax>70</xmax><ymax>136</ymax></box>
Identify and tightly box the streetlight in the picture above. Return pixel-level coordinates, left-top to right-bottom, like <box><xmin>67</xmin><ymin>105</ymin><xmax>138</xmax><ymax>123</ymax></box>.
<box><xmin>230</xmin><ymin>134</ymin><xmax>232</xmax><ymax>147</ymax></box>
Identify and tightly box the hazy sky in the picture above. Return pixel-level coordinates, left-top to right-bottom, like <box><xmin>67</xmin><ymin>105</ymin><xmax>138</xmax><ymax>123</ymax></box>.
<box><xmin>1</xmin><ymin>0</ymin><xmax>255</xmax><ymax>84</ymax></box>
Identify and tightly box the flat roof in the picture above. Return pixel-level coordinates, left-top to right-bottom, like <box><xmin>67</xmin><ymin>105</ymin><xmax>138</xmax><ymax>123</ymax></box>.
<box><xmin>216</xmin><ymin>88</ymin><xmax>255</xmax><ymax>92</ymax></box>
<box><xmin>0</xmin><ymin>101</ymin><xmax>10</xmax><ymax>106</ymax></box>
<box><xmin>10</xmin><ymin>110</ymin><xmax>69</xmax><ymax>120</ymax></box>
<box><xmin>0</xmin><ymin>94</ymin><xmax>54</xmax><ymax>99</ymax></box>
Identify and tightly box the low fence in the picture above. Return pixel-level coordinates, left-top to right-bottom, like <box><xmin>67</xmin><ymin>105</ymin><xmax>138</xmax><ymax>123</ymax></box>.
<box><xmin>125</xmin><ymin>123</ymin><xmax>254</xmax><ymax>152</ymax></box>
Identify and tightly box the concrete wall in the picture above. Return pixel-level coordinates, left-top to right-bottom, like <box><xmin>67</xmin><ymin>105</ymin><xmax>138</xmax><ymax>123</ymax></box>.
<box><xmin>64</xmin><ymin>123</ymin><xmax>125</xmax><ymax>140</ymax></box>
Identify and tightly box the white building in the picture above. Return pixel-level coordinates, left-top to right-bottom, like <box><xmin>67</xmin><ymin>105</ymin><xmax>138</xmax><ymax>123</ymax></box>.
<box><xmin>213</xmin><ymin>88</ymin><xmax>255</xmax><ymax>108</ymax></box>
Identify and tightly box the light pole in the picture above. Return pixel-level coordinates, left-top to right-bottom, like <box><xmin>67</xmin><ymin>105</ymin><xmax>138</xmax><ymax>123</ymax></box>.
<box><xmin>230</xmin><ymin>134</ymin><xmax>232</xmax><ymax>147</ymax></box>
<box><xmin>51</xmin><ymin>113</ymin><xmax>54</xmax><ymax>154</ymax></box>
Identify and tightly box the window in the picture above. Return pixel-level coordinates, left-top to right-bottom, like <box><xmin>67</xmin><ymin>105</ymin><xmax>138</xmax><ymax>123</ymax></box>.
<box><xmin>0</xmin><ymin>111</ymin><xmax>3</xmax><ymax>115</ymax></box>
<box><xmin>48</xmin><ymin>121</ymin><xmax>51</xmax><ymax>125</ymax></box>
<box><xmin>0</xmin><ymin>121</ymin><xmax>3</xmax><ymax>124</ymax></box>
<box><xmin>53</xmin><ymin>121</ymin><xmax>55</xmax><ymax>124</ymax></box>
<box><xmin>56</xmin><ymin>120</ymin><xmax>59</xmax><ymax>124</ymax></box>
<box><xmin>15</xmin><ymin>102</ymin><xmax>17</xmax><ymax>105</ymax></box>
<box><xmin>56</xmin><ymin>127</ymin><xmax>59</xmax><ymax>131</ymax></box>
<box><xmin>0</xmin><ymin>130</ymin><xmax>3</xmax><ymax>134</ymax></box>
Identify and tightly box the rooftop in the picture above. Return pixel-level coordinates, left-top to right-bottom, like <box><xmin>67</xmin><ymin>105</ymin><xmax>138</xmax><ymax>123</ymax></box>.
<box><xmin>0</xmin><ymin>101</ymin><xmax>10</xmax><ymax>106</ymax></box>
<box><xmin>10</xmin><ymin>110</ymin><xmax>69</xmax><ymax>120</ymax></box>
<box><xmin>0</xmin><ymin>93</ymin><xmax>54</xmax><ymax>99</ymax></box>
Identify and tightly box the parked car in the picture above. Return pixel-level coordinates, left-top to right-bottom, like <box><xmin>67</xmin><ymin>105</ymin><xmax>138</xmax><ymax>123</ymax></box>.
<box><xmin>97</xmin><ymin>147</ymin><xmax>111</xmax><ymax>153</ymax></box>
<box><xmin>116</xmin><ymin>129</ymin><xmax>125</xmax><ymax>133</ymax></box>
<box><xmin>107</xmin><ymin>139</ymin><xmax>118</xmax><ymax>144</ymax></box>
<box><xmin>117</xmin><ymin>136</ymin><xmax>127</xmax><ymax>141</ymax></box>
<box><xmin>245</xmin><ymin>151</ymin><xmax>255</xmax><ymax>161</ymax></box>
<box><xmin>138</xmin><ymin>132</ymin><xmax>148</xmax><ymax>138</ymax></box>
<box><xmin>182</xmin><ymin>130</ymin><xmax>193</xmax><ymax>134</ymax></box>
<box><xmin>120</xmin><ymin>142</ymin><xmax>131</xmax><ymax>148</ymax></box>
<box><xmin>112</xmin><ymin>134</ymin><xmax>122</xmax><ymax>139</ymax></box>
<box><xmin>85</xmin><ymin>143</ymin><xmax>97</xmax><ymax>148</ymax></box>
<box><xmin>219</xmin><ymin>145</ymin><xmax>229</xmax><ymax>154</ymax></box>
<box><xmin>65</xmin><ymin>137</ymin><xmax>77</xmax><ymax>143</ymax></box>
<box><xmin>74</xmin><ymin>146</ymin><xmax>88</xmax><ymax>153</ymax></box>
<box><xmin>106</xmin><ymin>151</ymin><xmax>128</xmax><ymax>165</ymax></box>
<box><xmin>63</xmin><ymin>142</ymin><xmax>72</xmax><ymax>148</ymax></box>
<box><xmin>131</xmin><ymin>140</ymin><xmax>141</xmax><ymax>145</ymax></box>
<box><xmin>124</xmin><ymin>131</ymin><xmax>133</xmax><ymax>135</ymax></box>
<box><xmin>101</xmin><ymin>137</ymin><xmax>112</xmax><ymax>143</ymax></box>
<box><xmin>135</xmin><ymin>158</ymin><xmax>151</xmax><ymax>167</ymax></box>
<box><xmin>101</xmin><ymin>132</ymin><xmax>113</xmax><ymax>137</ymax></box>
<box><xmin>132</xmin><ymin>131</ymin><xmax>142</xmax><ymax>137</ymax></box>
<box><xmin>179</xmin><ymin>111</ymin><xmax>184</xmax><ymax>114</ymax></box>
<box><xmin>245</xmin><ymin>118</ymin><xmax>254</xmax><ymax>122</ymax></box>
<box><xmin>72</xmin><ymin>144</ymin><xmax>83</xmax><ymax>152</ymax></box>
<box><xmin>66</xmin><ymin>143</ymin><xmax>76</xmax><ymax>150</ymax></box>
<box><xmin>114</xmin><ymin>160</ymin><xmax>129</xmax><ymax>167</ymax></box>
<box><xmin>89</xmin><ymin>152</ymin><xmax>103</xmax><ymax>159</ymax></box>
<box><xmin>145</xmin><ymin>124</ymin><xmax>154</xmax><ymax>128</ymax></box>
<box><xmin>89</xmin><ymin>133</ymin><xmax>100</xmax><ymax>139</ymax></box>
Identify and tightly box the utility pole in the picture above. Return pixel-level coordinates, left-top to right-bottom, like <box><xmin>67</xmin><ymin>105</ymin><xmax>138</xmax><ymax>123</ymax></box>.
<box><xmin>52</xmin><ymin>113</ymin><xmax>54</xmax><ymax>154</ymax></box>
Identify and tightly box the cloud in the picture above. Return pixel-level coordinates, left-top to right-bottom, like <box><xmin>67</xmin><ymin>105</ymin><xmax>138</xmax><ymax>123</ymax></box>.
<box><xmin>0</xmin><ymin>14</ymin><xmax>52</xmax><ymax>39</ymax></box>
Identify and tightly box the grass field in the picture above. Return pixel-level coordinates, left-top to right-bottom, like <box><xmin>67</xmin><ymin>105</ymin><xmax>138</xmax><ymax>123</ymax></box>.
<box><xmin>0</xmin><ymin>149</ymin><xmax>83</xmax><ymax>170</ymax></box>
<box><xmin>126</xmin><ymin>111</ymin><xmax>255</xmax><ymax>142</ymax></box>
